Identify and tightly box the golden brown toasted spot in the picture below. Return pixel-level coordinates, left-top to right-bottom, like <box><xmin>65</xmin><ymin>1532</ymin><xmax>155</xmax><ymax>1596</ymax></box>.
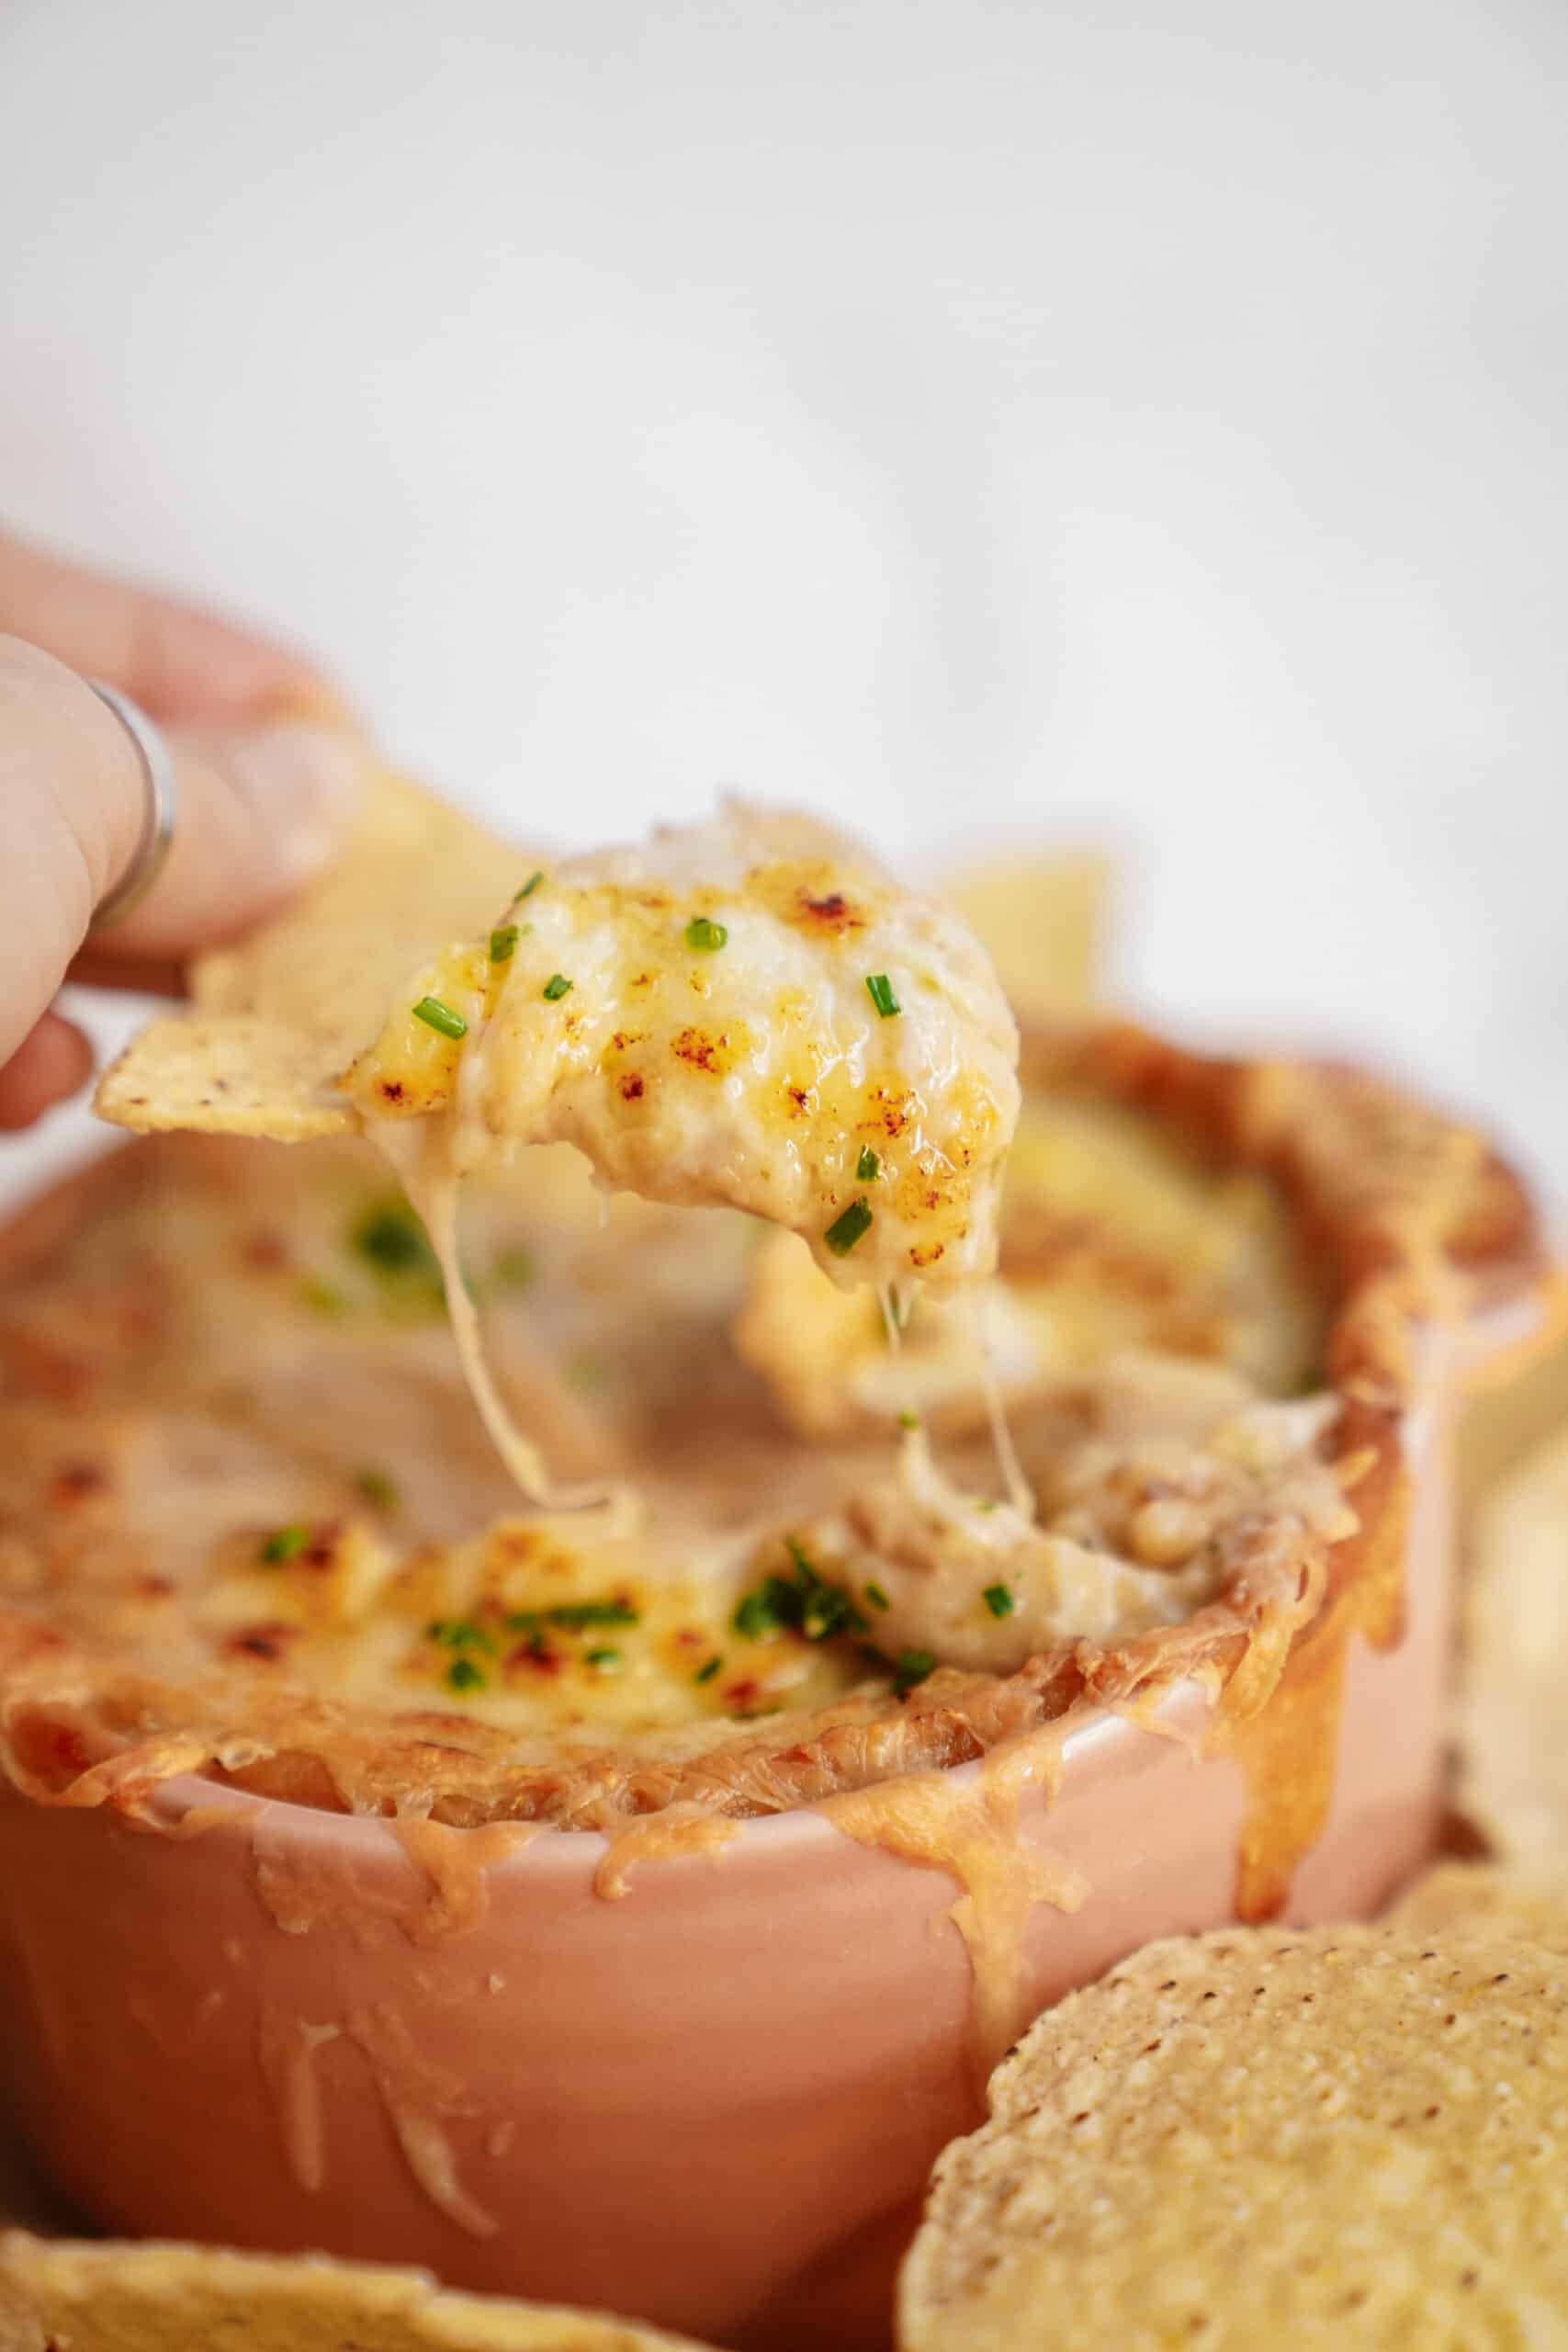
<box><xmin>49</xmin><ymin>1462</ymin><xmax>107</xmax><ymax>1505</ymax></box>
<box><xmin>795</xmin><ymin>888</ymin><xmax>859</xmax><ymax>932</ymax></box>
<box><xmin>507</xmin><ymin>1638</ymin><xmax>564</xmax><ymax>1678</ymax></box>
<box><xmin>871</xmin><ymin>1087</ymin><xmax>918</xmax><ymax>1139</ymax></box>
<box><xmin>481</xmin><ymin>1525</ymin><xmax>553</xmax><ymax>1571</ymax></box>
<box><xmin>226</xmin><ymin>1623</ymin><xmax>299</xmax><ymax>1663</ymax></box>
<box><xmin>671</xmin><ymin>1027</ymin><xmax>731</xmax><ymax>1077</ymax></box>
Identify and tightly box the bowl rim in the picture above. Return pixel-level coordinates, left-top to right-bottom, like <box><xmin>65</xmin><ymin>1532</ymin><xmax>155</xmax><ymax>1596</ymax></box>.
<box><xmin>119</xmin><ymin>1680</ymin><xmax>1194</xmax><ymax>1878</ymax></box>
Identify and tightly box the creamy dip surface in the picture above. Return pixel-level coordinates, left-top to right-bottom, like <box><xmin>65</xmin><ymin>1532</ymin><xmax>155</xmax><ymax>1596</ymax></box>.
<box><xmin>0</xmin><ymin>1073</ymin><xmax>1344</xmax><ymax>1799</ymax></box>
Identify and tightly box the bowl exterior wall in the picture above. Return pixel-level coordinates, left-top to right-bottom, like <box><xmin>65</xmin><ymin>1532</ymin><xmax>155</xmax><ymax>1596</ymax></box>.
<box><xmin>0</xmin><ymin>1393</ymin><xmax>1456</xmax><ymax>2350</ymax></box>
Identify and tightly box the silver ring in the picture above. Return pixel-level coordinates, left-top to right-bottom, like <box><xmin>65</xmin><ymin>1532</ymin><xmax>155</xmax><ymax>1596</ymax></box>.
<box><xmin>88</xmin><ymin>681</ymin><xmax>179</xmax><ymax>928</ymax></box>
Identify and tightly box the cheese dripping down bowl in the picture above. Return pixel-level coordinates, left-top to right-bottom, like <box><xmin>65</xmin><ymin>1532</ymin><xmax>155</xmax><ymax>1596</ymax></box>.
<box><xmin>0</xmin><ymin>1019</ymin><xmax>1549</xmax><ymax>2352</ymax></box>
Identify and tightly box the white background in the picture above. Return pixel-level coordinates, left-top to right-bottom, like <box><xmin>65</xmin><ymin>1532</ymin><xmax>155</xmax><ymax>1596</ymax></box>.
<box><xmin>1</xmin><ymin>0</ymin><xmax>1563</xmax><ymax>1212</ymax></box>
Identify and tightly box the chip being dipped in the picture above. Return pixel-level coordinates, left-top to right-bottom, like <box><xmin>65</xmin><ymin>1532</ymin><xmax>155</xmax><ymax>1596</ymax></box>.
<box><xmin>100</xmin><ymin>792</ymin><xmax>1021</xmax><ymax>1298</ymax></box>
<box><xmin>97</xmin><ymin>775</ymin><xmax>521</xmax><ymax>1141</ymax></box>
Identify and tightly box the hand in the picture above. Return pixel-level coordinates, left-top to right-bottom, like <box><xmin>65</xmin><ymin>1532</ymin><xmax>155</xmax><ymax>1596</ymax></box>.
<box><xmin>0</xmin><ymin>532</ymin><xmax>364</xmax><ymax>1131</ymax></box>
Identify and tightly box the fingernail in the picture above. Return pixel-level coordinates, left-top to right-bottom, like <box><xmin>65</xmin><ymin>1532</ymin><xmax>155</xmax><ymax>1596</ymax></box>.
<box><xmin>218</xmin><ymin>719</ymin><xmax>368</xmax><ymax>879</ymax></box>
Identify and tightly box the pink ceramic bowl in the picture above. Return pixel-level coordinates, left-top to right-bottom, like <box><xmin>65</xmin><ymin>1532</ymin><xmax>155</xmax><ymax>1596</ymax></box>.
<box><xmin>0</xmin><ymin>1306</ymin><xmax>1534</xmax><ymax>2352</ymax></box>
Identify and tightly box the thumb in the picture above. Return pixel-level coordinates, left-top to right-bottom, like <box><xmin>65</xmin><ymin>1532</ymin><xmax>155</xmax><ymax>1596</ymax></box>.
<box><xmin>90</xmin><ymin>698</ymin><xmax>366</xmax><ymax>961</ymax></box>
<box><xmin>0</xmin><ymin>634</ymin><xmax>364</xmax><ymax>1068</ymax></box>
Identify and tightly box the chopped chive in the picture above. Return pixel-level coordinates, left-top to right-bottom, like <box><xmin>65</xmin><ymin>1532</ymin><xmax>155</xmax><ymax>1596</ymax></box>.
<box><xmin>684</xmin><ymin>915</ymin><xmax>728</xmax><ymax>953</ymax></box>
<box><xmin>897</xmin><ymin>1408</ymin><xmax>920</xmax><ymax>1430</ymax></box>
<box><xmin>825</xmin><ymin>1198</ymin><xmax>874</xmax><ymax>1258</ymax></box>
<box><xmin>446</xmin><ymin>1655</ymin><xmax>486</xmax><ymax>1693</ymax></box>
<box><xmin>895</xmin><ymin>1648</ymin><xmax>936</xmax><ymax>1695</ymax></box>
<box><xmin>734</xmin><ymin>1588</ymin><xmax>781</xmax><ymax>1641</ymax></box>
<box><xmin>784</xmin><ymin>1535</ymin><xmax>818</xmax><ymax>1578</ymax></box>
<box><xmin>503</xmin><ymin>1600</ymin><xmax>640</xmax><ymax>1632</ymax></box>
<box><xmin>788</xmin><ymin>1538</ymin><xmax>867</xmax><ymax>1641</ymax></box>
<box><xmin>585</xmin><ymin>1646</ymin><xmax>624</xmax><ymax>1672</ymax></box>
<box><xmin>355</xmin><ymin>1467</ymin><xmax>399</xmax><ymax>1510</ymax></box>
<box><xmin>732</xmin><ymin>1547</ymin><xmax>866</xmax><ymax>1647</ymax></box>
<box><xmin>489</xmin><ymin>923</ymin><xmax>520</xmax><ymax>963</ymax></box>
<box><xmin>412</xmin><ymin>995</ymin><xmax>468</xmax><ymax>1040</ymax></box>
<box><xmin>542</xmin><ymin>973</ymin><xmax>573</xmax><ymax>1002</ymax></box>
<box><xmin>428</xmin><ymin>1617</ymin><xmax>498</xmax><ymax>1654</ymax></box>
<box><xmin>856</xmin><ymin>1146</ymin><xmax>881</xmax><ymax>1182</ymax></box>
<box><xmin>745</xmin><ymin>1577</ymin><xmax>798</xmax><ymax>1634</ymax></box>
<box><xmin>353</xmin><ymin>1199</ymin><xmax>436</xmax><ymax>1275</ymax></box>
<box><xmin>865</xmin><ymin>973</ymin><xmax>900</xmax><ymax>1019</ymax></box>
<box><xmin>982</xmin><ymin>1582</ymin><xmax>1015</xmax><ymax>1619</ymax></box>
<box><xmin>864</xmin><ymin>1581</ymin><xmax>891</xmax><ymax>1612</ymax></box>
<box><xmin>694</xmin><ymin>1655</ymin><xmax>722</xmax><ymax>1684</ymax></box>
<box><xmin>261</xmin><ymin>1522</ymin><xmax>310</xmax><ymax>1564</ymax></box>
<box><xmin>548</xmin><ymin>1600</ymin><xmax>639</xmax><ymax>1630</ymax></box>
<box><xmin>513</xmin><ymin>871</ymin><xmax>545</xmax><ymax>902</ymax></box>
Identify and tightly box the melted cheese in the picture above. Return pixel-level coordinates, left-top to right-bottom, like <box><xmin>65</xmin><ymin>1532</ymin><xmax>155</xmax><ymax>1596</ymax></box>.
<box><xmin>736</xmin><ymin>1091</ymin><xmax>1325</xmax><ymax>1444</ymax></box>
<box><xmin>349</xmin><ymin>805</ymin><xmax>1021</xmax><ymax>1295</ymax></box>
<box><xmin>810</xmin><ymin>1389</ymin><xmax>1353</xmax><ymax>1677</ymax></box>
<box><xmin>824</xmin><ymin>1726</ymin><xmax>1087</xmax><ymax>2078</ymax></box>
<box><xmin>375</xmin><ymin>1117</ymin><xmax>634</xmax><ymax>1524</ymax></box>
<box><xmin>0</xmin><ymin>1049</ymin><xmax>1341</xmax><ymax>1758</ymax></box>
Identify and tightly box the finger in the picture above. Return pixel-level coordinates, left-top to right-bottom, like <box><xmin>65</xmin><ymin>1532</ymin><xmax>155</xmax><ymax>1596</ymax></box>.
<box><xmin>0</xmin><ymin>636</ymin><xmax>361</xmax><ymax>1065</ymax></box>
<box><xmin>0</xmin><ymin>529</ymin><xmax>332</xmax><ymax>723</ymax></box>
<box><xmin>0</xmin><ymin>1012</ymin><xmax>95</xmax><ymax>1131</ymax></box>
<box><xmin>97</xmin><ymin>708</ymin><xmax>365</xmax><ymax>960</ymax></box>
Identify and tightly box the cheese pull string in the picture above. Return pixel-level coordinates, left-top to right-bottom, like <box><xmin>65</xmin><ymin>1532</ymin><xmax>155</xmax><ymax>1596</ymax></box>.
<box><xmin>375</xmin><ymin>1117</ymin><xmax>639</xmax><ymax>1534</ymax></box>
<box><xmin>885</xmin><ymin>1282</ymin><xmax>934</xmax><ymax>1483</ymax></box>
<box><xmin>967</xmin><ymin>1288</ymin><xmax>1036</xmax><ymax>1521</ymax></box>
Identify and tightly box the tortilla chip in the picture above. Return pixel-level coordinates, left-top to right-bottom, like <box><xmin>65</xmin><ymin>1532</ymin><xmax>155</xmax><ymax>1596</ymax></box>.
<box><xmin>96</xmin><ymin>775</ymin><xmax>521</xmax><ymax>1142</ymax></box>
<box><xmin>0</xmin><ymin>2234</ymin><xmax>717</xmax><ymax>2352</ymax></box>
<box><xmin>898</xmin><ymin>1923</ymin><xmax>1568</xmax><ymax>2348</ymax></box>
<box><xmin>96</xmin><ymin>799</ymin><xmax>1108</xmax><ymax>1149</ymax></box>
<box><xmin>945</xmin><ymin>851</ymin><xmax>1109</xmax><ymax>1020</ymax></box>
<box><xmin>1456</xmin><ymin>1418</ymin><xmax>1568</xmax><ymax>1860</ymax></box>
<box><xmin>95</xmin><ymin>1014</ymin><xmax>355</xmax><ymax>1139</ymax></box>
<box><xmin>1387</xmin><ymin>1860</ymin><xmax>1568</xmax><ymax>1955</ymax></box>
